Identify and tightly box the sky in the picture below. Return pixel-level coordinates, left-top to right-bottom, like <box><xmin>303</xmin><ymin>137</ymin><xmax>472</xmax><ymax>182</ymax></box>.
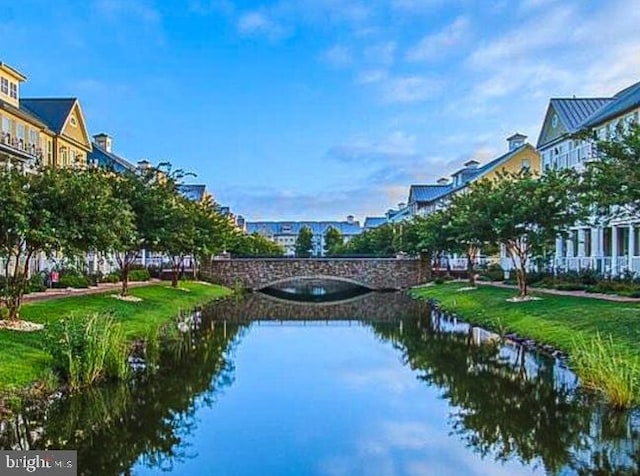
<box><xmin>2</xmin><ymin>0</ymin><xmax>640</xmax><ymax>222</ymax></box>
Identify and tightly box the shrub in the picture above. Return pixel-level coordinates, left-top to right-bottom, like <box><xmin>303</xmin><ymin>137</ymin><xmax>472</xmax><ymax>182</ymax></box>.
<box><xmin>129</xmin><ymin>269</ymin><xmax>151</xmax><ymax>282</ymax></box>
<box><xmin>42</xmin><ymin>313</ymin><xmax>130</xmax><ymax>391</ymax></box>
<box><xmin>56</xmin><ymin>274</ymin><xmax>91</xmax><ymax>289</ymax></box>
<box><xmin>26</xmin><ymin>273</ymin><xmax>47</xmax><ymax>293</ymax></box>
<box><xmin>555</xmin><ymin>283</ymin><xmax>589</xmax><ymax>291</ymax></box>
<box><xmin>99</xmin><ymin>271</ymin><xmax>120</xmax><ymax>284</ymax></box>
<box><xmin>480</xmin><ymin>263</ymin><xmax>504</xmax><ymax>282</ymax></box>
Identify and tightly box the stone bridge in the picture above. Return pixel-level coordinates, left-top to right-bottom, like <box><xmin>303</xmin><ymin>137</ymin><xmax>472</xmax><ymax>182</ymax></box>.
<box><xmin>200</xmin><ymin>258</ymin><xmax>428</xmax><ymax>291</ymax></box>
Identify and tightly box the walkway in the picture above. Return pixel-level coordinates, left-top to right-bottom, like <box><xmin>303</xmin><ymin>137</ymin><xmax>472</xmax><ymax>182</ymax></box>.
<box><xmin>22</xmin><ymin>280</ymin><xmax>163</xmax><ymax>303</ymax></box>
<box><xmin>480</xmin><ymin>281</ymin><xmax>640</xmax><ymax>303</ymax></box>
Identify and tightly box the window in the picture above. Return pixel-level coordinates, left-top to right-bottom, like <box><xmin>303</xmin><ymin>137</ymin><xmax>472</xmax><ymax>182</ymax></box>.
<box><xmin>584</xmin><ymin>229</ymin><xmax>592</xmax><ymax>257</ymax></box>
<box><xmin>1</xmin><ymin>116</ymin><xmax>10</xmax><ymax>135</ymax></box>
<box><xmin>9</xmin><ymin>82</ymin><xmax>17</xmax><ymax>99</ymax></box>
<box><xmin>16</xmin><ymin>123</ymin><xmax>25</xmax><ymax>143</ymax></box>
<box><xmin>0</xmin><ymin>78</ymin><xmax>7</xmax><ymax>95</ymax></box>
<box><xmin>28</xmin><ymin>129</ymin><xmax>38</xmax><ymax>146</ymax></box>
<box><xmin>69</xmin><ymin>116</ymin><xmax>78</xmax><ymax>127</ymax></box>
<box><xmin>47</xmin><ymin>140</ymin><xmax>53</xmax><ymax>165</ymax></box>
<box><xmin>521</xmin><ymin>158</ymin><xmax>531</xmax><ymax>170</ymax></box>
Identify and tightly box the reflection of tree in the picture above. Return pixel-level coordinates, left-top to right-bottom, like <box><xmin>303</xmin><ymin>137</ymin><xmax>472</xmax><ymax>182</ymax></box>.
<box><xmin>370</xmin><ymin>310</ymin><xmax>640</xmax><ymax>475</ymax></box>
<box><xmin>3</xmin><ymin>316</ymin><xmax>247</xmax><ymax>475</ymax></box>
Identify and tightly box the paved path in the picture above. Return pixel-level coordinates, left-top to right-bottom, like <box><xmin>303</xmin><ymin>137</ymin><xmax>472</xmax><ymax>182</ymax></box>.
<box><xmin>22</xmin><ymin>280</ymin><xmax>163</xmax><ymax>303</ymax></box>
<box><xmin>480</xmin><ymin>281</ymin><xmax>640</xmax><ymax>303</ymax></box>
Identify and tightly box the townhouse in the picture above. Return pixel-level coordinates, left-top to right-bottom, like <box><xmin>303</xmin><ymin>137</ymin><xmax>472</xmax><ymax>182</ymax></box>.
<box><xmin>538</xmin><ymin>80</ymin><xmax>640</xmax><ymax>275</ymax></box>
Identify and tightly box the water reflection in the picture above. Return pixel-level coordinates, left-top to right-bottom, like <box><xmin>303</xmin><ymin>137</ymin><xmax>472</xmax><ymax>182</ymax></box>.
<box><xmin>260</xmin><ymin>278</ymin><xmax>371</xmax><ymax>303</ymax></box>
<box><xmin>1</xmin><ymin>293</ymin><xmax>639</xmax><ymax>475</ymax></box>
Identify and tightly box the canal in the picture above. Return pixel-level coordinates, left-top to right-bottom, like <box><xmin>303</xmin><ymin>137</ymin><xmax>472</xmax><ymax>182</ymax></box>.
<box><xmin>2</xmin><ymin>280</ymin><xmax>640</xmax><ymax>475</ymax></box>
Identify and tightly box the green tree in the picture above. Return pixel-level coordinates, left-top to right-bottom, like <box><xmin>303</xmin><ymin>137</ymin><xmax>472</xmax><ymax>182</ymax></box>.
<box><xmin>0</xmin><ymin>166</ymin><xmax>132</xmax><ymax>320</ymax></box>
<box><xmin>469</xmin><ymin>169</ymin><xmax>585</xmax><ymax>297</ymax></box>
<box><xmin>447</xmin><ymin>188</ymin><xmax>499</xmax><ymax>287</ymax></box>
<box><xmin>583</xmin><ymin>123</ymin><xmax>640</xmax><ymax>220</ymax></box>
<box><xmin>228</xmin><ymin>232</ymin><xmax>284</xmax><ymax>256</ymax></box>
<box><xmin>413</xmin><ymin>211</ymin><xmax>453</xmax><ymax>279</ymax></box>
<box><xmin>323</xmin><ymin>226</ymin><xmax>343</xmax><ymax>256</ymax></box>
<box><xmin>295</xmin><ymin>226</ymin><xmax>313</xmax><ymax>258</ymax></box>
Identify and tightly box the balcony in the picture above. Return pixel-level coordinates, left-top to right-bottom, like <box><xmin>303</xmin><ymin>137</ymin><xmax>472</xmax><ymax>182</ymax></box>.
<box><xmin>0</xmin><ymin>132</ymin><xmax>43</xmax><ymax>165</ymax></box>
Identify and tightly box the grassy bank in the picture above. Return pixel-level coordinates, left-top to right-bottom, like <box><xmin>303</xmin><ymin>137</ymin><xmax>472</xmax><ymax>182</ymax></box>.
<box><xmin>411</xmin><ymin>283</ymin><xmax>640</xmax><ymax>407</ymax></box>
<box><xmin>0</xmin><ymin>282</ymin><xmax>231</xmax><ymax>393</ymax></box>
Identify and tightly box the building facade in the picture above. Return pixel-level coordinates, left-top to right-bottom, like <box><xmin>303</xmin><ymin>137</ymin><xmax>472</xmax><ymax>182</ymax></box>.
<box><xmin>246</xmin><ymin>218</ymin><xmax>362</xmax><ymax>257</ymax></box>
<box><xmin>537</xmin><ymin>81</ymin><xmax>640</xmax><ymax>275</ymax></box>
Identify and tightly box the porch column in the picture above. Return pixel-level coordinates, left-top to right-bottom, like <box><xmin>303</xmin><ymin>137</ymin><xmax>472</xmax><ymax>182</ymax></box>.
<box><xmin>141</xmin><ymin>249</ymin><xmax>147</xmax><ymax>267</ymax></box>
<box><xmin>611</xmin><ymin>225</ymin><xmax>618</xmax><ymax>275</ymax></box>
<box><xmin>554</xmin><ymin>237</ymin><xmax>563</xmax><ymax>274</ymax></box>
<box><xmin>629</xmin><ymin>224</ymin><xmax>636</xmax><ymax>274</ymax></box>
<box><xmin>577</xmin><ymin>229</ymin><xmax>585</xmax><ymax>257</ymax></box>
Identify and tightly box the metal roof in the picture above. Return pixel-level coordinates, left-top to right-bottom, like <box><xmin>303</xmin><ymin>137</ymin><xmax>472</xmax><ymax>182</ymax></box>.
<box><xmin>20</xmin><ymin>98</ymin><xmax>76</xmax><ymax>134</ymax></box>
<box><xmin>178</xmin><ymin>184</ymin><xmax>207</xmax><ymax>202</ymax></box>
<box><xmin>408</xmin><ymin>184</ymin><xmax>452</xmax><ymax>203</ymax></box>
<box><xmin>583</xmin><ymin>81</ymin><xmax>640</xmax><ymax>128</ymax></box>
<box><xmin>246</xmin><ymin>221</ymin><xmax>362</xmax><ymax>236</ymax></box>
<box><xmin>89</xmin><ymin>141</ymin><xmax>136</xmax><ymax>173</ymax></box>
<box><xmin>363</xmin><ymin>217</ymin><xmax>387</xmax><ymax>229</ymax></box>
<box><xmin>550</xmin><ymin>98</ymin><xmax>612</xmax><ymax>133</ymax></box>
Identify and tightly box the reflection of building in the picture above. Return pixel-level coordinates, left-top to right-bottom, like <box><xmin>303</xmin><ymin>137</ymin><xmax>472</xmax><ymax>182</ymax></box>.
<box><xmin>246</xmin><ymin>216</ymin><xmax>362</xmax><ymax>256</ymax></box>
<box><xmin>536</xmin><ymin>81</ymin><xmax>640</xmax><ymax>275</ymax></box>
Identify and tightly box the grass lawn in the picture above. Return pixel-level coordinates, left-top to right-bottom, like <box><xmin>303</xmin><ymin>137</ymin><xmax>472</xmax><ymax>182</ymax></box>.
<box><xmin>411</xmin><ymin>282</ymin><xmax>640</xmax><ymax>405</ymax></box>
<box><xmin>0</xmin><ymin>282</ymin><xmax>231</xmax><ymax>393</ymax></box>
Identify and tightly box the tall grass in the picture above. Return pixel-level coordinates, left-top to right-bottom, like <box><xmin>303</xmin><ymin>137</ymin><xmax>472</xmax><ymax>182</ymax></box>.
<box><xmin>43</xmin><ymin>313</ymin><xmax>130</xmax><ymax>391</ymax></box>
<box><xmin>570</xmin><ymin>333</ymin><xmax>640</xmax><ymax>409</ymax></box>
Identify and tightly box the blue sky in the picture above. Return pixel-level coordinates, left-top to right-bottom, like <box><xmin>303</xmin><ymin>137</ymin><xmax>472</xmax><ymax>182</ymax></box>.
<box><xmin>2</xmin><ymin>0</ymin><xmax>639</xmax><ymax>222</ymax></box>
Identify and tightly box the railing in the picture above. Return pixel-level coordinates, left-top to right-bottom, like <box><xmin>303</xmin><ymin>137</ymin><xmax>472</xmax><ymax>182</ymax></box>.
<box><xmin>0</xmin><ymin>132</ymin><xmax>43</xmax><ymax>161</ymax></box>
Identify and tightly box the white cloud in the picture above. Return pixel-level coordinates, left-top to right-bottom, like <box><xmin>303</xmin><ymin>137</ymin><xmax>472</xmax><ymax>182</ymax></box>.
<box><xmin>363</xmin><ymin>41</ymin><xmax>397</xmax><ymax>66</ymax></box>
<box><xmin>381</xmin><ymin>76</ymin><xmax>443</xmax><ymax>104</ymax></box>
<box><xmin>321</xmin><ymin>44</ymin><xmax>353</xmax><ymax>68</ymax></box>
<box><xmin>406</xmin><ymin>16</ymin><xmax>470</xmax><ymax>62</ymax></box>
<box><xmin>356</xmin><ymin>69</ymin><xmax>388</xmax><ymax>85</ymax></box>
<box><xmin>237</xmin><ymin>10</ymin><xmax>285</xmax><ymax>39</ymax></box>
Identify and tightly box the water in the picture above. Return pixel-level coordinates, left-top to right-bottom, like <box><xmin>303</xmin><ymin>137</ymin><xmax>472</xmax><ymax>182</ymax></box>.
<box><xmin>2</xmin><ymin>286</ymin><xmax>640</xmax><ymax>475</ymax></box>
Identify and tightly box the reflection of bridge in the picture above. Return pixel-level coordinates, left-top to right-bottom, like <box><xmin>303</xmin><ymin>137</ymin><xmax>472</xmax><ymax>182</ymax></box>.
<box><xmin>200</xmin><ymin>258</ymin><xmax>428</xmax><ymax>290</ymax></box>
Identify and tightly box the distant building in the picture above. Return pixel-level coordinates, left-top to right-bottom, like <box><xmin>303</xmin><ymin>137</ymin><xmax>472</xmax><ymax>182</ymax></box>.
<box><xmin>363</xmin><ymin>216</ymin><xmax>387</xmax><ymax>230</ymax></box>
<box><xmin>246</xmin><ymin>217</ymin><xmax>363</xmax><ymax>256</ymax></box>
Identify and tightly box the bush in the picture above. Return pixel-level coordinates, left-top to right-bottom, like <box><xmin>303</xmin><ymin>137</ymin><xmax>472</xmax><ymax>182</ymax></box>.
<box><xmin>129</xmin><ymin>269</ymin><xmax>150</xmax><ymax>282</ymax></box>
<box><xmin>26</xmin><ymin>273</ymin><xmax>47</xmax><ymax>293</ymax></box>
<box><xmin>555</xmin><ymin>283</ymin><xmax>589</xmax><ymax>291</ymax></box>
<box><xmin>56</xmin><ymin>274</ymin><xmax>91</xmax><ymax>289</ymax></box>
<box><xmin>99</xmin><ymin>271</ymin><xmax>120</xmax><ymax>284</ymax></box>
<box><xmin>42</xmin><ymin>313</ymin><xmax>130</xmax><ymax>391</ymax></box>
<box><xmin>480</xmin><ymin>264</ymin><xmax>504</xmax><ymax>282</ymax></box>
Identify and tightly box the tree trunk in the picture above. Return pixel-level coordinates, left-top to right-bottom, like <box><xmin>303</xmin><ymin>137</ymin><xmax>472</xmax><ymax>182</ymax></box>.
<box><xmin>171</xmin><ymin>266</ymin><xmax>179</xmax><ymax>288</ymax></box>
<box><xmin>466</xmin><ymin>248</ymin><xmax>476</xmax><ymax>287</ymax></box>
<box><xmin>120</xmin><ymin>262</ymin><xmax>130</xmax><ymax>296</ymax></box>
<box><xmin>419</xmin><ymin>251</ymin><xmax>432</xmax><ymax>282</ymax></box>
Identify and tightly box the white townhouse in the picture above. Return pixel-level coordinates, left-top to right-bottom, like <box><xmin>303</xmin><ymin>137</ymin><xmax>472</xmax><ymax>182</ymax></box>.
<box><xmin>537</xmin><ymin>81</ymin><xmax>640</xmax><ymax>276</ymax></box>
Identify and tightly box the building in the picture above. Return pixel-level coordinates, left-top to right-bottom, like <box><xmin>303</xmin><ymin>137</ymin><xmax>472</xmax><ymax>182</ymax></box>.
<box><xmin>363</xmin><ymin>216</ymin><xmax>387</xmax><ymax>230</ymax></box>
<box><xmin>0</xmin><ymin>62</ymin><xmax>91</xmax><ymax>170</ymax></box>
<box><xmin>396</xmin><ymin>134</ymin><xmax>541</xmax><ymax>221</ymax></box>
<box><xmin>537</xmin><ymin>80</ymin><xmax>640</xmax><ymax>275</ymax></box>
<box><xmin>246</xmin><ymin>217</ymin><xmax>363</xmax><ymax>257</ymax></box>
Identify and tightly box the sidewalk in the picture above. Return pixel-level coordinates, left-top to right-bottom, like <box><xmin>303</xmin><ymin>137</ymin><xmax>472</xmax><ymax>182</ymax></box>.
<box><xmin>480</xmin><ymin>281</ymin><xmax>640</xmax><ymax>303</ymax></box>
<box><xmin>22</xmin><ymin>279</ymin><xmax>163</xmax><ymax>303</ymax></box>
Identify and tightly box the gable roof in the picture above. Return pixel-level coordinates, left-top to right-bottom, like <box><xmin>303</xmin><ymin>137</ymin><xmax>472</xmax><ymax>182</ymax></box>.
<box><xmin>89</xmin><ymin>141</ymin><xmax>137</xmax><ymax>173</ymax></box>
<box><xmin>179</xmin><ymin>184</ymin><xmax>207</xmax><ymax>202</ymax></box>
<box><xmin>552</xmin><ymin>98</ymin><xmax>612</xmax><ymax>132</ymax></box>
<box><xmin>20</xmin><ymin>98</ymin><xmax>77</xmax><ymax>134</ymax></box>
<box><xmin>363</xmin><ymin>217</ymin><xmax>387</xmax><ymax>229</ymax></box>
<box><xmin>582</xmin><ymin>80</ymin><xmax>640</xmax><ymax>128</ymax></box>
<box><xmin>408</xmin><ymin>184</ymin><xmax>452</xmax><ymax>204</ymax></box>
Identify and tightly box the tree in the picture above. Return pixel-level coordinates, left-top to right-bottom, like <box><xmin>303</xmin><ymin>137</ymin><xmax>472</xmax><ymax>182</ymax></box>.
<box><xmin>412</xmin><ymin>211</ymin><xmax>453</xmax><ymax>280</ymax></box>
<box><xmin>469</xmin><ymin>169</ymin><xmax>585</xmax><ymax>297</ymax></box>
<box><xmin>447</xmin><ymin>188</ymin><xmax>500</xmax><ymax>287</ymax></box>
<box><xmin>295</xmin><ymin>226</ymin><xmax>313</xmax><ymax>258</ymax></box>
<box><xmin>0</xmin><ymin>166</ymin><xmax>132</xmax><ymax>321</ymax></box>
<box><xmin>323</xmin><ymin>226</ymin><xmax>343</xmax><ymax>256</ymax></box>
<box><xmin>228</xmin><ymin>232</ymin><xmax>284</xmax><ymax>257</ymax></box>
<box><xmin>582</xmin><ymin>123</ymin><xmax>640</xmax><ymax>220</ymax></box>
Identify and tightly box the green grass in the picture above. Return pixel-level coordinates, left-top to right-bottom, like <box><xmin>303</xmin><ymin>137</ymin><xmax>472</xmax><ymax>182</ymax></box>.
<box><xmin>411</xmin><ymin>283</ymin><xmax>640</xmax><ymax>407</ymax></box>
<box><xmin>0</xmin><ymin>282</ymin><xmax>231</xmax><ymax>393</ymax></box>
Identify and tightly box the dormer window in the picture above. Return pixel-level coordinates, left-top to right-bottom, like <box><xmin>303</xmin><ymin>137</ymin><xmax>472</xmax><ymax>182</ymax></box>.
<box><xmin>0</xmin><ymin>78</ymin><xmax>7</xmax><ymax>95</ymax></box>
<box><xmin>9</xmin><ymin>82</ymin><xmax>17</xmax><ymax>99</ymax></box>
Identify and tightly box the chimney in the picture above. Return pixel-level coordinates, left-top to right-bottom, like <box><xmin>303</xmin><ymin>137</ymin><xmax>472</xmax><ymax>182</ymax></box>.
<box><xmin>347</xmin><ymin>215</ymin><xmax>355</xmax><ymax>224</ymax></box>
<box><xmin>137</xmin><ymin>159</ymin><xmax>151</xmax><ymax>169</ymax></box>
<box><xmin>464</xmin><ymin>160</ymin><xmax>480</xmax><ymax>169</ymax></box>
<box><xmin>94</xmin><ymin>133</ymin><xmax>112</xmax><ymax>153</ymax></box>
<box><xmin>437</xmin><ymin>177</ymin><xmax>449</xmax><ymax>185</ymax></box>
<box><xmin>507</xmin><ymin>133</ymin><xmax>527</xmax><ymax>151</ymax></box>
<box><xmin>397</xmin><ymin>202</ymin><xmax>406</xmax><ymax>209</ymax></box>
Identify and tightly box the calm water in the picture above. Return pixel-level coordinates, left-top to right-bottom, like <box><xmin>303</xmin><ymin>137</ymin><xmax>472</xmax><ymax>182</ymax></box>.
<box><xmin>2</xmin><ymin>288</ymin><xmax>640</xmax><ymax>475</ymax></box>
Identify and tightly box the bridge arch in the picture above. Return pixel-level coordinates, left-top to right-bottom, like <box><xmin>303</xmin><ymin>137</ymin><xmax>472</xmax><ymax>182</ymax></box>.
<box><xmin>258</xmin><ymin>275</ymin><xmax>373</xmax><ymax>291</ymax></box>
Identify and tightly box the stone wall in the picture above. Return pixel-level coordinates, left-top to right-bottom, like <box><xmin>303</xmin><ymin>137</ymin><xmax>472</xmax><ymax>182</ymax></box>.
<box><xmin>200</xmin><ymin>258</ymin><xmax>428</xmax><ymax>290</ymax></box>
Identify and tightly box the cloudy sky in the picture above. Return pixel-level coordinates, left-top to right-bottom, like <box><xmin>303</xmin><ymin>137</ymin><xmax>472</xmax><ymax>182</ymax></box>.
<box><xmin>3</xmin><ymin>0</ymin><xmax>639</xmax><ymax>221</ymax></box>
